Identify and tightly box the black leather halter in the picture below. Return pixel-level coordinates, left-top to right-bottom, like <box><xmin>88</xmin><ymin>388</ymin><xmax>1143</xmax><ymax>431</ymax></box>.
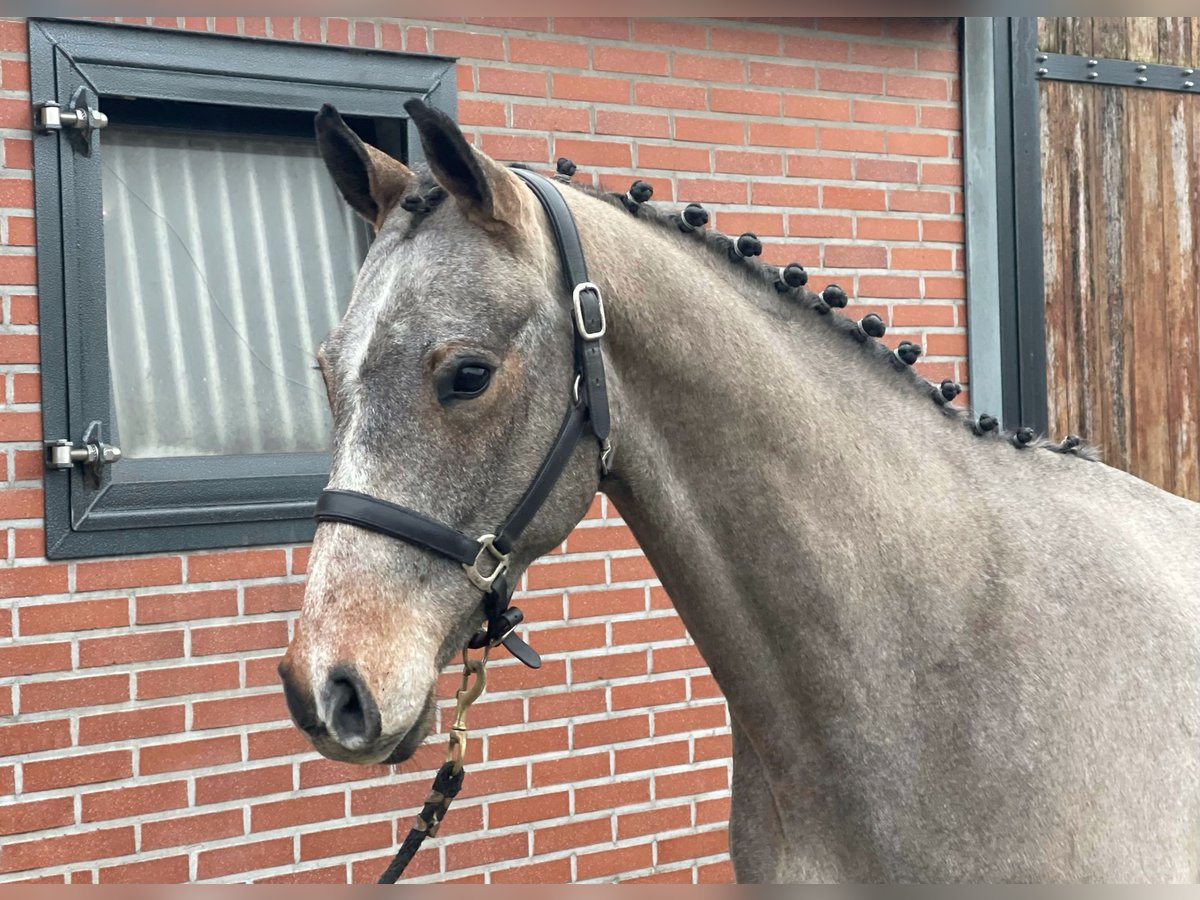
<box><xmin>314</xmin><ymin>167</ymin><xmax>612</xmax><ymax>670</ymax></box>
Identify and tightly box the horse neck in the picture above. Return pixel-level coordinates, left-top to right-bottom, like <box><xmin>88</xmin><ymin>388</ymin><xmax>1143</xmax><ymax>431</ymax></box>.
<box><xmin>571</xmin><ymin>191</ymin><xmax>986</xmax><ymax>765</ymax></box>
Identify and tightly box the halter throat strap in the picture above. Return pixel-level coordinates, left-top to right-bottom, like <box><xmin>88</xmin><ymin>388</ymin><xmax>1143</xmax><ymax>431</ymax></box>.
<box><xmin>313</xmin><ymin>167</ymin><xmax>612</xmax><ymax>669</ymax></box>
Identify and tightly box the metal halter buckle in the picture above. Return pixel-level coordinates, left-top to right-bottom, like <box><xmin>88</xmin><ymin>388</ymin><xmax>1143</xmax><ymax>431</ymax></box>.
<box><xmin>463</xmin><ymin>534</ymin><xmax>511</xmax><ymax>591</ymax></box>
<box><xmin>572</xmin><ymin>282</ymin><xmax>606</xmax><ymax>340</ymax></box>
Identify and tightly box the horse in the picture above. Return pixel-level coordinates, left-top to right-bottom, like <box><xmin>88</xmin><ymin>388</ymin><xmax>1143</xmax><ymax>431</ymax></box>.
<box><xmin>278</xmin><ymin>98</ymin><xmax>1200</xmax><ymax>882</ymax></box>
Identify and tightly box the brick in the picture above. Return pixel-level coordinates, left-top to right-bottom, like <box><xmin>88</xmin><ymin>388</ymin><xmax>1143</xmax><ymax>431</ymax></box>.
<box><xmin>650</xmin><ymin>643</ymin><xmax>707</xmax><ymax>673</ymax></box>
<box><xmin>711</xmin><ymin>86</ymin><xmax>780</xmax><ymax>118</ymax></box>
<box><xmin>922</xmin><ymin>162</ymin><xmax>963</xmax><ymax>187</ymax></box>
<box><xmin>634</xmin><ymin>82</ymin><xmax>706</xmax><ymax>111</ymax></box>
<box><xmin>444</xmin><ymin>831</ymin><xmax>527</xmax><ymax>871</ymax></box>
<box><xmin>22</xmin><ymin>673</ymin><xmax>129</xmax><ymax>712</ymax></box>
<box><xmin>820</xmin><ymin>69</ymin><xmax>884</xmax><ymax>95</ymax></box>
<box><xmin>889</xmin><ymin>132</ymin><xmax>949</xmax><ymax>158</ymax></box>
<box><xmin>633</xmin><ymin>19</ymin><xmax>707</xmax><ymax>48</ymax></box>
<box><xmin>143</xmin><ymin>809</ymin><xmax>244</xmax><ymax>851</ymax></box>
<box><xmin>192</xmin><ymin>620</ymin><xmax>288</xmax><ymax>656</ymax></box>
<box><xmin>189</xmin><ymin>548</ymin><xmax>285</xmax><ymax>583</ymax></box>
<box><xmin>858</xmin><ymin>216</ymin><xmax>920</xmax><ymax>241</ymax></box>
<box><xmin>576</xmin><ymin>842</ymin><xmax>653</xmax><ymax>880</ymax></box>
<box><xmin>673</xmin><ymin>53</ymin><xmax>744</xmax><ymax>84</ymax></box>
<box><xmin>676</xmin><ymin>178</ymin><xmax>748</xmax><ymax>204</ymax></box>
<box><xmin>193</xmin><ymin>691</ymin><xmax>288</xmax><ymax>730</ymax></box>
<box><xmin>926</xmin><ymin>333</ymin><xmax>968</xmax><ymax>357</ymax></box>
<box><xmin>924</xmin><ymin>276</ymin><xmax>967</xmax><ymax>300</ymax></box>
<box><xmin>923</xmin><ymin>219</ymin><xmax>965</xmax><ymax>243</ymax></box>
<box><xmin>140</xmin><ymin>735</ymin><xmax>241</xmax><ymax>775</ymax></box>
<box><xmin>533</xmin><ymin>750</ymin><xmax>610</xmax><ymax>787</ymax></box>
<box><xmin>610</xmin><ymin>554</ymin><xmax>657</xmax><ymax>583</ymax></box>
<box><xmin>299</xmin><ymin>757</ymin><xmax>392</xmax><ymax>789</ymax></box>
<box><xmin>533</xmin><ymin>816</ymin><xmax>611</xmax><ymax>854</ymax></box>
<box><xmin>197</xmin><ymin>837</ymin><xmax>294</xmax><ymax>880</ymax></box>
<box><xmin>0</xmin><ymin>20</ymin><xmax>27</xmax><ymax>52</ymax></box>
<box><xmin>8</xmin><ymin>293</ymin><xmax>37</xmax><ymax>324</ymax></box>
<box><xmin>574</xmin><ymin>776</ymin><xmax>650</xmax><ymax>813</ymax></box>
<box><xmin>0</xmin><ymin>641</ymin><xmax>71</xmax><ymax>676</ymax></box>
<box><xmin>489</xmin><ymin>790</ymin><xmax>569</xmax><ymax>829</ymax></box>
<box><xmin>0</xmin><ymin>564</ymin><xmax>68</xmax><ymax>600</ymax></box>
<box><xmin>76</xmin><ymin>556</ymin><xmax>181</xmax><ymax>591</ymax></box>
<box><xmin>478</xmin><ymin>66</ymin><xmax>547</xmax><ymax>98</ymax></box>
<box><xmin>855</xmin><ymin>99</ymin><xmax>919</xmax><ymax>127</ymax></box>
<box><xmin>856</xmin><ymin>159</ymin><xmax>919</xmax><ymax>184</ymax></box>
<box><xmin>0</xmin><ymin>796</ymin><xmax>74</xmax><ymax>837</ymax></box>
<box><xmin>78</xmin><ymin>705</ymin><xmax>186</xmax><ymax>745</ymax></box>
<box><xmin>0</xmin><ymin>719</ymin><xmax>71</xmax><ymax>755</ymax></box>
<box><xmin>405</xmin><ymin>26</ymin><xmax>427</xmax><ymax>53</ymax></box>
<box><xmin>784</xmin><ymin>94</ymin><xmax>850</xmax><ymax>122</ymax></box>
<box><xmin>573</xmin><ymin>712</ymin><xmax>650</xmax><ymax>749</ymax></box>
<box><xmin>81</xmin><ymin>780</ymin><xmax>188</xmax><ymax>822</ymax></box>
<box><xmin>0</xmin><ymin>827</ymin><xmax>135</xmax><ymax>875</ymax></box>
<box><xmin>136</xmin><ymin>661</ymin><xmax>238</xmax><ymax>700</ymax></box>
<box><xmin>20</xmin><ymin>596</ymin><xmax>127</xmax><ymax>636</ymax></box>
<box><xmin>612</xmin><ymin>615</ymin><xmax>687</xmax><ymax>644</ymax></box>
<box><xmin>0</xmin><ymin>177</ymin><xmax>33</xmax><ymax>208</ymax></box>
<box><xmin>551</xmin><ymin>73</ymin><xmax>630</xmax><ymax>104</ymax></box>
<box><xmin>889</xmin><ymin>188</ymin><xmax>952</xmax><ymax>214</ymax></box>
<box><xmin>0</xmin><ymin>333</ymin><xmax>38</xmax><ymax>364</ymax></box>
<box><xmin>552</xmin><ymin>138</ymin><xmax>631</xmax><ymax>170</ymax></box>
<box><xmin>508</xmin><ymin>36</ymin><xmax>587</xmax><ymax>68</ymax></box>
<box><xmin>692</xmin><ymin>673</ymin><xmax>724</xmax><ymax>699</ymax></box>
<box><xmin>745</xmin><ymin>122</ymin><xmax>815</xmax><ymax>150</ymax></box>
<box><xmin>551</xmin><ymin>17</ymin><xmax>628</xmax><ymax>39</ymax></box>
<box><xmin>258</xmin><ymin>865</ymin><xmax>348</xmax><ymax>885</ymax></box>
<box><xmin>711</xmin><ymin>25</ymin><xmax>778</xmax><ymax>55</ymax></box>
<box><xmin>0</xmin><ymin>100</ymin><xmax>30</xmax><ymax>131</ymax></box>
<box><xmin>568</xmin><ymin>586</ymin><xmax>644</xmax><ymax>619</ymax></box>
<box><xmin>824</xmin><ymin>185</ymin><xmax>887</xmax><ymax>211</ymax></box>
<box><xmin>596</xmin><ymin>110</ymin><xmax>670</xmax><ymax>139</ymax></box>
<box><xmin>488</xmin><ymin>724</ymin><xmax>566</xmax><ymax>761</ymax></box>
<box><xmin>432</xmin><ymin>29</ymin><xmax>504</xmax><ymax>60</ymax></box>
<box><xmin>0</xmin><ymin>410</ymin><xmax>41</xmax><ymax>443</ymax></box>
<box><xmin>135</xmin><ymin>587</ymin><xmax>237</xmax><ymax>624</ymax></box>
<box><xmin>79</xmin><ymin>631</ymin><xmax>183</xmax><ymax>668</ymax></box>
<box><xmin>511</xmin><ymin>103</ymin><xmax>590</xmax><ymax>133</ymax></box>
<box><xmin>479</xmin><ymin>133</ymin><xmax>548</xmax><ymax>162</ymax></box>
<box><xmin>594</xmin><ymin>46</ymin><xmax>668</xmax><ymax>76</ymax></box>
<box><xmin>4</xmin><ymin>140</ymin><xmax>33</xmax><ymax>171</ymax></box>
<box><xmin>525</xmin><ymin>557</ymin><xmax>608</xmax><ymax>591</ymax></box>
<box><xmin>659</xmin><ymin>828</ymin><xmax>729</xmax><ymax>864</ymax></box>
<box><xmin>657</xmin><ymin>764</ymin><xmax>728</xmax><ymax>799</ymax></box>
<box><xmin>825</xmin><ymin>245</ymin><xmax>887</xmax><ymax>268</ymax></box>
<box><xmin>821</xmin><ymin>126</ymin><xmax>885</xmax><ymax>153</ymax></box>
<box><xmin>921</xmin><ymin>105</ymin><xmax>961</xmax><ymax>130</ymax></box>
<box><xmin>615</xmin><ymin>738</ymin><xmax>690</xmax><ymax>774</ymax></box>
<box><xmin>491</xmin><ymin>857</ymin><xmax>573</xmax><ymax>884</ymax></box>
<box><xmin>350</xmin><ymin>781</ymin><xmax>428</xmax><ymax>818</ymax></box>
<box><xmin>98</xmin><ymin>856</ymin><xmax>189</xmax><ymax>884</ymax></box>
<box><xmin>268</xmin><ymin>17</ymin><xmax>295</xmax><ymax>39</ymax></box>
<box><xmin>893</xmin><ymin>247</ymin><xmax>954</xmax><ymax>271</ymax></box>
<box><xmin>697</xmin><ymin>794</ymin><xmax>732</xmax><ymax>825</ymax></box>
<box><xmin>626</xmin><ymin>868</ymin><xmax>695</xmax><ymax>884</ymax></box>
<box><xmin>752</xmin><ymin>182</ymin><xmax>819</xmax><ymax>208</ymax></box>
<box><xmin>11</xmin><ymin>371</ymin><xmax>39</xmax><ymax>401</ymax></box>
<box><xmin>787</xmin><ymin>213</ymin><xmax>854</xmax><ymax>239</ymax></box>
<box><xmin>251</xmin><ymin>792</ymin><xmax>345</xmax><ymax>833</ymax></box>
<box><xmin>696</xmin><ymin>732</ymin><xmax>734</xmax><ymax>760</ymax></box>
<box><xmin>714</xmin><ymin>150</ymin><xmax>782</xmax><ymax>177</ymax></box>
<box><xmin>892</xmin><ymin>19</ymin><xmax>958</xmax><ymax>43</ymax></box>
<box><xmin>611</xmin><ymin>676</ymin><xmax>686</xmax><ymax>710</ymax></box>
<box><xmin>457</xmin><ymin>99</ymin><xmax>506</xmax><ymax>127</ymax></box>
<box><xmin>856</xmin><ymin>275</ymin><xmax>918</xmax><ymax>300</ymax></box>
<box><xmin>618</xmin><ymin>802</ymin><xmax>691</xmax><ymax>839</ymax></box>
<box><xmin>748</xmin><ymin>60</ymin><xmax>816</xmax><ymax>89</ymax></box>
<box><xmin>655</xmin><ymin>702</ymin><xmax>728</xmax><ymax>734</ymax></box>
<box><xmin>571</xmin><ymin>649</ymin><xmax>647</xmax><ymax>683</ymax></box>
<box><xmin>528</xmin><ymin>686</ymin><xmax>607</xmax><ymax>722</ymax></box>
<box><xmin>23</xmin><ymin>750</ymin><xmax>132</xmax><ymax>791</ymax></box>
<box><xmin>853</xmin><ymin>43</ymin><xmax>917</xmax><ymax>69</ymax></box>
<box><xmin>196</xmin><ymin>763</ymin><xmax>293</xmax><ymax>804</ymax></box>
<box><xmin>326</xmin><ymin>18</ymin><xmax>349</xmax><ymax>44</ymax></box>
<box><xmin>782</xmin><ymin>34</ymin><xmax>848</xmax><ymax>62</ymax></box>
<box><xmin>888</xmin><ymin>74</ymin><xmax>949</xmax><ymax>101</ymax></box>
<box><xmin>673</xmin><ymin>116</ymin><xmax>744</xmax><ymax>146</ymax></box>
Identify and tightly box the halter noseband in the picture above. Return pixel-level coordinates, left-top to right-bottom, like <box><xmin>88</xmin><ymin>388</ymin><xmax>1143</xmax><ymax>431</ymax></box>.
<box><xmin>313</xmin><ymin>167</ymin><xmax>612</xmax><ymax>670</ymax></box>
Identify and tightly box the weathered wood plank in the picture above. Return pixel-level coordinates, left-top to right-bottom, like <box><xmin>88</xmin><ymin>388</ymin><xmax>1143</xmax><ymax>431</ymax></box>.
<box><xmin>1094</xmin><ymin>17</ymin><xmax>1129</xmax><ymax>61</ymax></box>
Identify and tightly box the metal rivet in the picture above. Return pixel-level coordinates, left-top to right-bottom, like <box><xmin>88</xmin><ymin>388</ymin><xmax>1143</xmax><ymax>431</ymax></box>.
<box><xmin>1036</xmin><ymin>53</ymin><xmax>1047</xmax><ymax>62</ymax></box>
<box><xmin>1185</xmin><ymin>81</ymin><xmax>1196</xmax><ymax>89</ymax></box>
<box><xmin>1037</xmin><ymin>68</ymin><xmax>1048</xmax><ymax>77</ymax></box>
<box><xmin>1088</xmin><ymin>72</ymin><xmax>1099</xmax><ymax>79</ymax></box>
<box><xmin>1137</xmin><ymin>76</ymin><xmax>1148</xmax><ymax>84</ymax></box>
<box><xmin>1087</xmin><ymin>59</ymin><xmax>1098</xmax><ymax>67</ymax></box>
<box><xmin>1135</xmin><ymin>63</ymin><xmax>1147</xmax><ymax>72</ymax></box>
<box><xmin>1184</xmin><ymin>68</ymin><xmax>1195</xmax><ymax>76</ymax></box>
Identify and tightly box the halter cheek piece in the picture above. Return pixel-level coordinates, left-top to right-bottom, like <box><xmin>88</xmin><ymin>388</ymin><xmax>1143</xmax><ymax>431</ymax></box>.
<box><xmin>313</xmin><ymin>167</ymin><xmax>613</xmax><ymax>670</ymax></box>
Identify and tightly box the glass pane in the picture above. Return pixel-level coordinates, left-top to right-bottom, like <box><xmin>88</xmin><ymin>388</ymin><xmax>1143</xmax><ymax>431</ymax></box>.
<box><xmin>101</xmin><ymin>126</ymin><xmax>369</xmax><ymax>459</ymax></box>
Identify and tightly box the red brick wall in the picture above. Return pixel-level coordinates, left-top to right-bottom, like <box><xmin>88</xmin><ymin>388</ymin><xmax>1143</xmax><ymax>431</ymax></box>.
<box><xmin>0</xmin><ymin>17</ymin><xmax>963</xmax><ymax>883</ymax></box>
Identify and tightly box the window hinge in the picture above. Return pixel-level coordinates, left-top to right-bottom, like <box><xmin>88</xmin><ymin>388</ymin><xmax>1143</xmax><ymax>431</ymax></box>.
<box><xmin>35</xmin><ymin>88</ymin><xmax>107</xmax><ymax>156</ymax></box>
<box><xmin>45</xmin><ymin>422</ymin><xmax>122</xmax><ymax>475</ymax></box>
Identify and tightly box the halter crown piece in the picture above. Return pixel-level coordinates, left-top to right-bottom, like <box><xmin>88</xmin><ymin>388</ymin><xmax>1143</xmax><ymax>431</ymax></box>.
<box><xmin>313</xmin><ymin>167</ymin><xmax>615</xmax><ymax>670</ymax></box>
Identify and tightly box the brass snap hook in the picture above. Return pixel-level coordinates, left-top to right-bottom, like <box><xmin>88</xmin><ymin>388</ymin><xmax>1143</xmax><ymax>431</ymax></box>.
<box><xmin>445</xmin><ymin>650</ymin><xmax>488</xmax><ymax>771</ymax></box>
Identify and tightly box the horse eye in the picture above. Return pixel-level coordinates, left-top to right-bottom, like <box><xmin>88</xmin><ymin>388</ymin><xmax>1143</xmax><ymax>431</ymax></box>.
<box><xmin>439</xmin><ymin>362</ymin><xmax>492</xmax><ymax>403</ymax></box>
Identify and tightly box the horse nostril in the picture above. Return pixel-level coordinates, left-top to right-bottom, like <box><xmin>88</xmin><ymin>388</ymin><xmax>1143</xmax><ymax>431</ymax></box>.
<box><xmin>322</xmin><ymin>664</ymin><xmax>382</xmax><ymax>748</ymax></box>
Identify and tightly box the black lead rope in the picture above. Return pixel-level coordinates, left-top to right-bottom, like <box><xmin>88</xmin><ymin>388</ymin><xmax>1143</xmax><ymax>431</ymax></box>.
<box><xmin>313</xmin><ymin>166</ymin><xmax>613</xmax><ymax>882</ymax></box>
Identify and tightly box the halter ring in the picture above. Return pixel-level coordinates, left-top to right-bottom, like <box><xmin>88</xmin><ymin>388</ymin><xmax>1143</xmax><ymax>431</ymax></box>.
<box><xmin>463</xmin><ymin>534</ymin><xmax>511</xmax><ymax>591</ymax></box>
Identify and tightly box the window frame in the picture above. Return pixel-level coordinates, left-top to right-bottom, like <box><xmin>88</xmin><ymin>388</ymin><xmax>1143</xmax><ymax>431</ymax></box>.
<box><xmin>30</xmin><ymin>18</ymin><xmax>456</xmax><ymax>558</ymax></box>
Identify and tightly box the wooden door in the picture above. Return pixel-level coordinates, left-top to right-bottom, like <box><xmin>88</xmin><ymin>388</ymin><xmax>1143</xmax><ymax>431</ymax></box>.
<box><xmin>1038</xmin><ymin>17</ymin><xmax>1200</xmax><ymax>500</ymax></box>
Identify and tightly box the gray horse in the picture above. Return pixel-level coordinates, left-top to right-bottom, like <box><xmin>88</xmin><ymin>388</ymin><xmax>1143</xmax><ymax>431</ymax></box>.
<box><xmin>279</xmin><ymin>99</ymin><xmax>1200</xmax><ymax>882</ymax></box>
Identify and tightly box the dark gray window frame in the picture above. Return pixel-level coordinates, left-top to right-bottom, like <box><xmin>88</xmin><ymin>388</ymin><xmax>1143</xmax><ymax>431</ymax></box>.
<box><xmin>29</xmin><ymin>18</ymin><xmax>456</xmax><ymax>558</ymax></box>
<box><xmin>962</xmin><ymin>16</ymin><xmax>1047</xmax><ymax>433</ymax></box>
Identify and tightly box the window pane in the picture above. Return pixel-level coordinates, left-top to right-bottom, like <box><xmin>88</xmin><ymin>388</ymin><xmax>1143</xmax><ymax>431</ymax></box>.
<box><xmin>101</xmin><ymin>127</ymin><xmax>368</xmax><ymax>459</ymax></box>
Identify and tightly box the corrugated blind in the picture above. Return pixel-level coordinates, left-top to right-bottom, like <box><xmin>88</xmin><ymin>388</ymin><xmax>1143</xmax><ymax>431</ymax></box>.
<box><xmin>101</xmin><ymin>127</ymin><xmax>369</xmax><ymax>459</ymax></box>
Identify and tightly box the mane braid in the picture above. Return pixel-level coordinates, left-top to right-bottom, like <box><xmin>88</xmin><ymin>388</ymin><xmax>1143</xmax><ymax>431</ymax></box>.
<box><xmin>560</xmin><ymin>176</ymin><xmax>1099</xmax><ymax>463</ymax></box>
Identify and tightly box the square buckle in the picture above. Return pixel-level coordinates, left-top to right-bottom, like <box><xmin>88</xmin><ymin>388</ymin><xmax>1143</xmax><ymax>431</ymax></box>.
<box><xmin>572</xmin><ymin>282</ymin><xmax>606</xmax><ymax>340</ymax></box>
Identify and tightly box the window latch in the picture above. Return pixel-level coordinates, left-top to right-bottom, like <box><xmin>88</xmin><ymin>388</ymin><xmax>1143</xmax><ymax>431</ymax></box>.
<box><xmin>35</xmin><ymin>88</ymin><xmax>108</xmax><ymax>156</ymax></box>
<box><xmin>45</xmin><ymin>422</ymin><xmax>122</xmax><ymax>475</ymax></box>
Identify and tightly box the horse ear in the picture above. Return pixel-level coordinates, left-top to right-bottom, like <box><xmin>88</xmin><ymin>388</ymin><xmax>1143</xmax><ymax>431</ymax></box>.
<box><xmin>315</xmin><ymin>104</ymin><xmax>413</xmax><ymax>229</ymax></box>
<box><xmin>403</xmin><ymin>98</ymin><xmax>530</xmax><ymax>233</ymax></box>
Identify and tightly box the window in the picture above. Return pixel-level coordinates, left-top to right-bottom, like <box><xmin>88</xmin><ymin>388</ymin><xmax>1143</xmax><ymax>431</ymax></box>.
<box><xmin>30</xmin><ymin>18</ymin><xmax>456</xmax><ymax>557</ymax></box>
